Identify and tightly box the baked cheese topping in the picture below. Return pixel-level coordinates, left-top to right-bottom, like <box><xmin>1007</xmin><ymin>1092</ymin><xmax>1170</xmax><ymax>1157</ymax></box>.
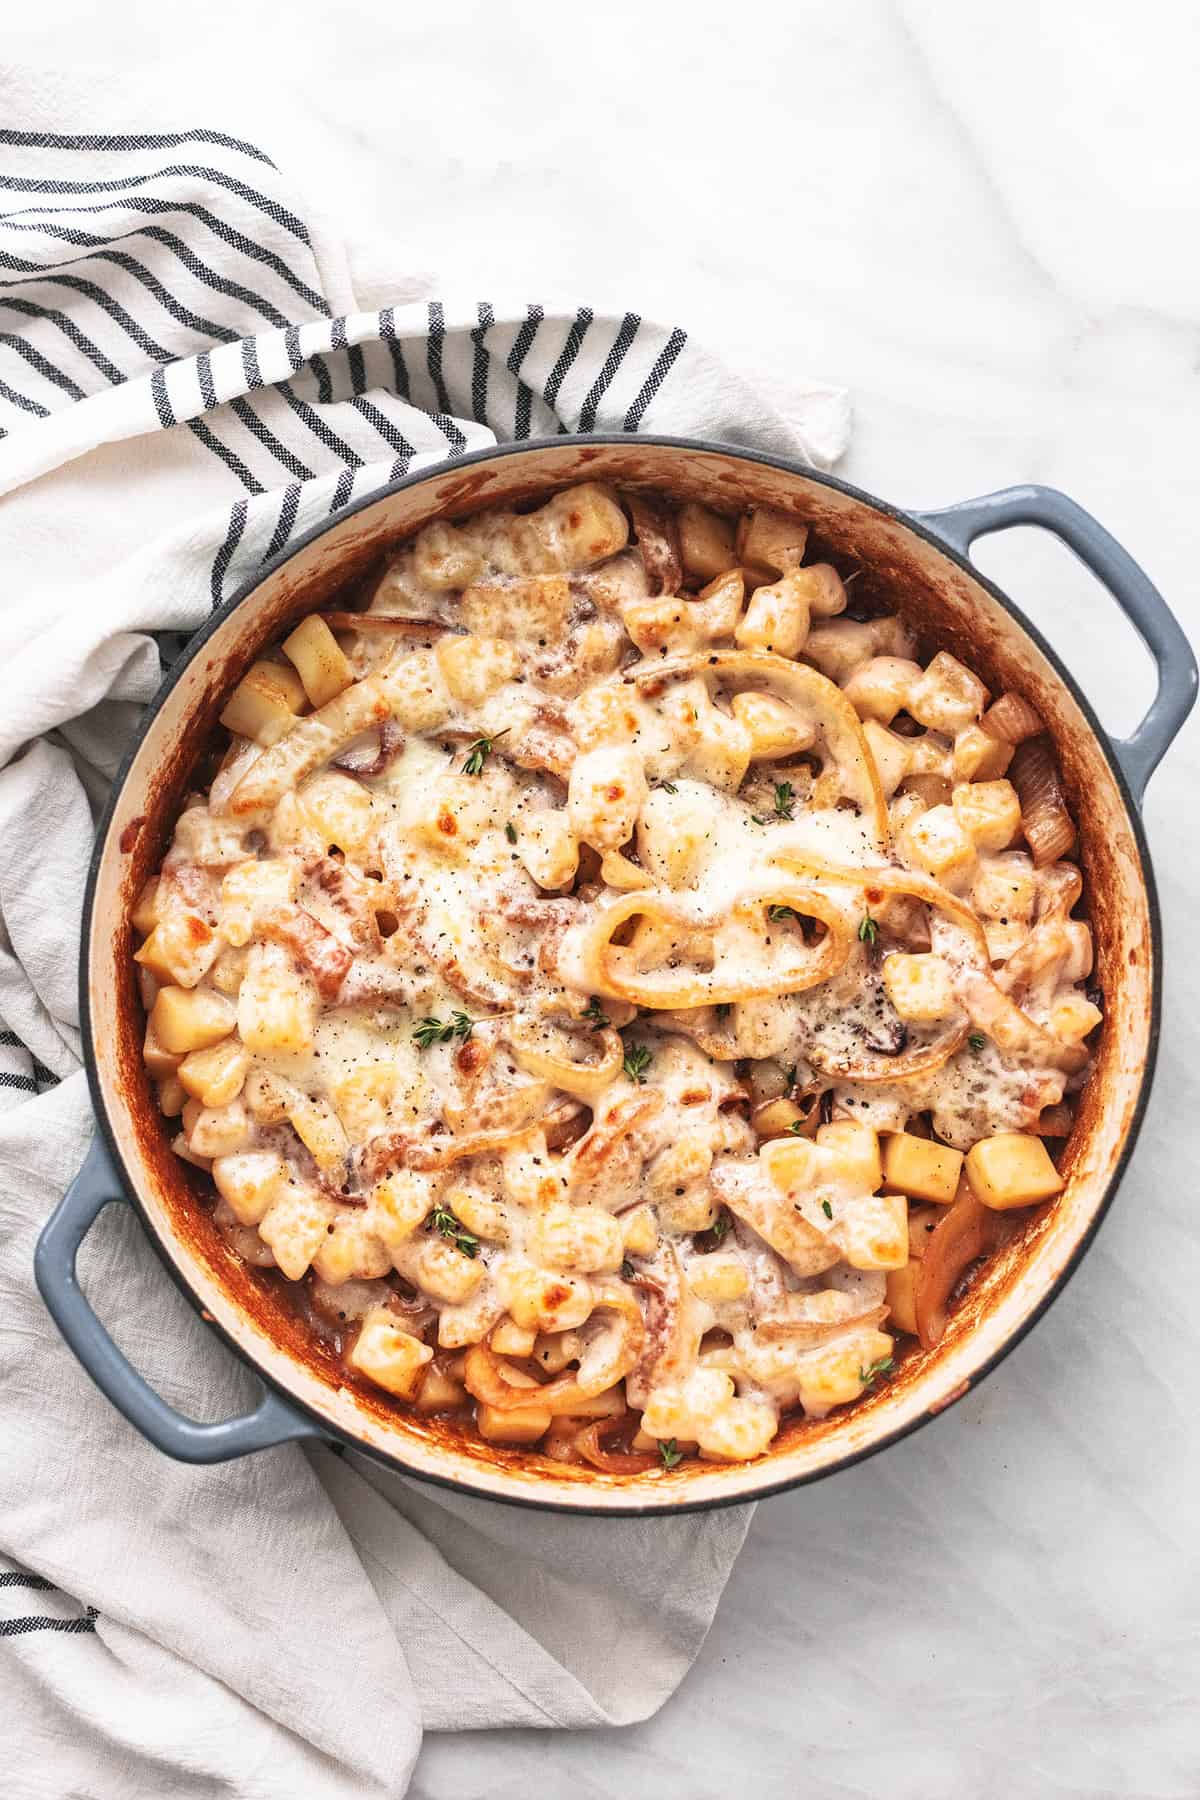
<box><xmin>134</xmin><ymin>484</ymin><xmax>1099</xmax><ymax>1471</ymax></box>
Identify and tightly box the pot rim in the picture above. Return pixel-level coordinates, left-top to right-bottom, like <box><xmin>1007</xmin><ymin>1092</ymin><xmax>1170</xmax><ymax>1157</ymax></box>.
<box><xmin>77</xmin><ymin>433</ymin><xmax>1163</xmax><ymax>1515</ymax></box>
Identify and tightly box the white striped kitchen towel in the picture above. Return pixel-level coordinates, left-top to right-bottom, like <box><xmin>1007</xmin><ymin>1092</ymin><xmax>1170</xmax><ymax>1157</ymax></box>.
<box><xmin>0</xmin><ymin>88</ymin><xmax>849</xmax><ymax>1800</ymax></box>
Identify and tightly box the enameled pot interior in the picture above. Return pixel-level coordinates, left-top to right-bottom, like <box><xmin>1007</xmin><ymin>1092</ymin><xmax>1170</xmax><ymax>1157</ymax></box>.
<box><xmin>84</xmin><ymin>440</ymin><xmax>1156</xmax><ymax>1512</ymax></box>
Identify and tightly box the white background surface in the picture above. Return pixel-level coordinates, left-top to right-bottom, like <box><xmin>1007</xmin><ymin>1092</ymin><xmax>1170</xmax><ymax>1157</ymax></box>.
<box><xmin>11</xmin><ymin>4</ymin><xmax>1200</xmax><ymax>1795</ymax></box>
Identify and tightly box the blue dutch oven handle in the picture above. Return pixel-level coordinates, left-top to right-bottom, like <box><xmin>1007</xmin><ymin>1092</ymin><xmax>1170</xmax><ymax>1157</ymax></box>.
<box><xmin>35</xmin><ymin>1134</ymin><xmax>320</xmax><ymax>1463</ymax></box>
<box><xmin>913</xmin><ymin>485</ymin><xmax>1197</xmax><ymax>806</ymax></box>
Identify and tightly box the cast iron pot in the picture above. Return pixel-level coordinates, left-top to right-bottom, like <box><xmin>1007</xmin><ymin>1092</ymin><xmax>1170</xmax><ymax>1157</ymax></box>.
<box><xmin>35</xmin><ymin>437</ymin><xmax>1197</xmax><ymax>1515</ymax></box>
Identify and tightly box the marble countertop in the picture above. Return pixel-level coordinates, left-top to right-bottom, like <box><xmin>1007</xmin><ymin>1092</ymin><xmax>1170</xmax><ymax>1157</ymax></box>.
<box><xmin>12</xmin><ymin>3</ymin><xmax>1199</xmax><ymax>1794</ymax></box>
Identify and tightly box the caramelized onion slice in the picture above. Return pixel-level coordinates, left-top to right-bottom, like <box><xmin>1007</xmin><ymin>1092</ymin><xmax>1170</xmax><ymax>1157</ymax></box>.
<box><xmin>913</xmin><ymin>1182</ymin><xmax>996</xmax><ymax>1350</ymax></box>
<box><xmin>981</xmin><ymin>691</ymin><xmax>1043</xmax><ymax>744</ymax></box>
<box><xmin>757</xmin><ymin>1297</ymin><xmax>889</xmax><ymax>1345</ymax></box>
<box><xmin>574</xmin><ymin>1419</ymin><xmax>659</xmax><ymax>1474</ymax></box>
<box><xmin>630</xmin><ymin>648</ymin><xmax>890</xmax><ymax>845</ymax></box>
<box><xmin>1010</xmin><ymin>735</ymin><xmax>1076</xmax><ymax>867</ymax></box>
<box><xmin>319</xmin><ymin>610</ymin><xmax>460</xmax><ymax>635</ymax></box>
<box><xmin>624</xmin><ymin>492</ymin><xmax>683</xmax><ymax>597</ymax></box>
<box><xmin>508</xmin><ymin>1019</ymin><xmax>624</xmax><ymax>1101</ymax></box>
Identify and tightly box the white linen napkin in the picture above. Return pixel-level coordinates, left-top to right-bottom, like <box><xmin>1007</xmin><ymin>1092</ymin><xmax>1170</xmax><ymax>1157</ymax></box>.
<box><xmin>0</xmin><ymin>75</ymin><xmax>850</xmax><ymax>1800</ymax></box>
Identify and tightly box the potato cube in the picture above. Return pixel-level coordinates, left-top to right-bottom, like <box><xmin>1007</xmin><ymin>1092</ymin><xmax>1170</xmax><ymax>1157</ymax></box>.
<box><xmin>901</xmin><ymin>803</ymin><xmax>977</xmax><ymax>887</ymax></box>
<box><xmin>965</xmin><ymin>1132</ymin><xmax>1065</xmax><ymax>1210</ymax></box>
<box><xmin>440</xmin><ymin>1185</ymin><xmax>510</xmax><ymax>1246</ymax></box>
<box><xmin>687</xmin><ymin>1255</ymin><xmax>750</xmax><ymax>1303</ymax></box>
<box><xmin>835</xmin><ymin>1193</ymin><xmax>909</xmax><ymax>1271</ymax></box>
<box><xmin>861</xmin><ymin>720</ymin><xmax>912</xmax><ymax>799</ymax></box>
<box><xmin>882</xmin><ymin>1131</ymin><xmax>964</xmax><ymax>1205</ymax></box>
<box><xmin>730</xmin><ymin>691</ymin><xmax>815</xmax><ymax>760</ymax></box>
<box><xmin>237</xmin><ymin>945</ymin><xmax>316</xmax><ymax>1055</ymax></box>
<box><xmin>972</xmin><ymin>851</ymin><xmax>1036</xmax><ymax>923</ymax></box>
<box><xmin>312</xmin><ymin>1215</ymin><xmax>391</xmax><ymax>1285</ymax></box>
<box><xmin>528</xmin><ymin>1203</ymin><xmax>623</xmax><ymax>1274</ymax></box>
<box><xmin>886</xmin><ymin>1261</ymin><xmax>919</xmax><ymax>1335</ymax></box>
<box><xmin>637</xmin><ymin>783</ymin><xmax>716</xmax><ymax>889</ymax></box>
<box><xmin>219</xmin><ymin>659</ymin><xmax>307</xmax><ymax>746</ymax></box>
<box><xmin>761</xmin><ymin>1133</ymin><xmax>822</xmax><ymax>1193</ymax></box>
<box><xmin>435</xmin><ymin>633</ymin><xmax>519</xmax><ymax>704</ymax></box>
<box><xmin>476</xmin><ymin>1400</ymin><xmax>552</xmax><ymax>1445</ymax></box>
<box><xmin>567</xmin><ymin>745</ymin><xmax>648</xmax><ymax>852</ymax></box>
<box><xmin>349</xmin><ymin>1307</ymin><xmax>433</xmax><ymax>1399</ymax></box>
<box><xmin>815</xmin><ymin>1121</ymin><xmax>882</xmax><ymax>1192</ymax></box>
<box><xmin>736</xmin><ymin>506</ymin><xmax>808</xmax><ymax>572</ymax></box>
<box><xmin>459</xmin><ymin>574</ymin><xmax>573</xmax><ymax>641</ymax></box>
<box><xmin>517</xmin><ymin>811</ymin><xmax>579</xmax><ymax>889</ymax></box>
<box><xmin>178</xmin><ymin>1036</ymin><xmax>247</xmax><ymax>1108</ymax></box>
<box><xmin>953</xmin><ymin>723</ymin><xmax>1013</xmax><ymax>783</ymax></box>
<box><xmin>258</xmin><ymin>1187</ymin><xmax>337</xmax><ymax>1280</ymax></box>
<box><xmin>134</xmin><ymin>912</ymin><xmax>221</xmax><ymax>990</ymax></box>
<box><xmin>491</xmin><ymin>1316</ymin><xmax>538</xmax><ymax>1357</ymax></box>
<box><xmin>408</xmin><ymin>773</ymin><xmax>503</xmax><ymax>859</ymax></box>
<box><xmin>500</xmin><ymin>1264</ymin><xmax>594</xmax><ymax>1334</ymax></box>
<box><xmin>143</xmin><ymin>1016</ymin><xmax>183</xmax><ymax>1077</ymax></box>
<box><xmin>132</xmin><ymin>878</ymin><xmax>161</xmax><ymax>937</ymax></box>
<box><xmin>219</xmin><ymin>858</ymin><xmax>297</xmax><ymax>947</ymax></box>
<box><xmin>211</xmin><ymin>1150</ymin><xmax>288</xmax><ymax>1226</ymax></box>
<box><xmin>793</xmin><ymin>563</ymin><xmax>848</xmax><ymax>619</ymax></box>
<box><xmin>373</xmin><ymin>1170</ymin><xmax>438</xmax><ymax>1249</ymax></box>
<box><xmin>752</xmin><ymin>1097</ymin><xmax>807</xmax><ymax>1141</ymax></box>
<box><xmin>208</xmin><ymin>944</ymin><xmax>248</xmax><ymax>997</ymax></box>
<box><xmin>1049</xmin><ymin>995</ymin><xmax>1104</xmax><ymax>1045</ymax></box>
<box><xmin>402</xmin><ymin>1235</ymin><xmax>486</xmax><ymax>1305</ymax></box>
<box><xmin>414</xmin><ymin>1364</ymin><xmax>468</xmax><ymax>1413</ymax></box>
<box><xmin>882</xmin><ymin>953</ymin><xmax>957</xmax><ymax>1025</ymax></box>
<box><xmin>910</xmin><ymin>652</ymin><xmax>988</xmax><ymax>734</ymax></box>
<box><xmin>185</xmin><ymin>1097</ymin><xmax>251</xmax><ymax>1158</ymax></box>
<box><xmin>298</xmin><ymin>770</ymin><xmax>374</xmax><ymax>855</ymax></box>
<box><xmin>621</xmin><ymin>1204</ymin><xmax>658</xmax><ymax>1257</ymax></box>
<box><xmin>282</xmin><ymin>615</ymin><xmax>353</xmax><ymax>708</ymax></box>
<box><xmin>150</xmin><ymin>985</ymin><xmax>237</xmax><ymax>1056</ymax></box>
<box><xmin>384</xmin><ymin>647</ymin><xmax>454</xmax><ymax>731</ymax></box>
<box><xmin>156</xmin><ymin>1074</ymin><xmax>186</xmax><ymax>1117</ymax></box>
<box><xmin>678</xmin><ymin>502</ymin><xmax>737</xmax><ymax>581</ymax></box>
<box><xmin>953</xmin><ymin>780</ymin><xmax>1021</xmax><ymax>853</ymax></box>
<box><xmin>734</xmin><ymin>571</ymin><xmax>810</xmax><ymax>658</ymax></box>
<box><xmin>842</xmin><ymin>656</ymin><xmax>923</xmax><ymax>725</ymax></box>
<box><xmin>287</xmin><ymin>1093</ymin><xmax>348</xmax><ymax>1176</ymax></box>
<box><xmin>795</xmin><ymin>1328</ymin><xmax>894</xmax><ymax>1417</ymax></box>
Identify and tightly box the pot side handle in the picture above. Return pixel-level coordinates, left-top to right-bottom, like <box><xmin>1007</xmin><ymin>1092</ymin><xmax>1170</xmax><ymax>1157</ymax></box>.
<box><xmin>34</xmin><ymin>1134</ymin><xmax>321</xmax><ymax>1464</ymax></box>
<box><xmin>912</xmin><ymin>484</ymin><xmax>1197</xmax><ymax>806</ymax></box>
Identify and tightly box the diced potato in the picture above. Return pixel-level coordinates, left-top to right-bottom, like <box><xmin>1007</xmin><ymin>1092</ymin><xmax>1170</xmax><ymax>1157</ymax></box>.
<box><xmin>1049</xmin><ymin>994</ymin><xmax>1104</xmax><ymax>1044</ymax></box>
<box><xmin>211</xmin><ymin>1150</ymin><xmax>288</xmax><ymax>1226</ymax></box>
<box><xmin>675</xmin><ymin>691</ymin><xmax>752</xmax><ymax>792</ymax></box>
<box><xmin>531</xmin><ymin>1329</ymin><xmax>583</xmax><ymax>1374</ymax></box>
<box><xmin>177</xmin><ymin>1036</ymin><xmax>247</xmax><ymax>1108</ymax></box>
<box><xmin>678</xmin><ymin>502</ymin><xmax>737</xmax><ymax>581</ymax></box>
<box><xmin>331</xmin><ymin>1061</ymin><xmax>403</xmax><ymax>1143</ymax></box>
<box><xmin>242</xmin><ymin>1065</ymin><xmax>296</xmax><ymax>1123</ymax></box>
<box><xmin>687</xmin><ymin>1255</ymin><xmax>750</xmax><ymax>1303</ymax></box>
<box><xmin>637</xmin><ymin>783</ymin><xmax>716</xmax><ymax>889</ymax></box>
<box><xmin>459</xmin><ymin>574</ymin><xmax>572</xmax><ymax>641</ymax></box>
<box><xmin>219</xmin><ymin>858</ymin><xmax>297</xmax><ymax>947</ymax></box>
<box><xmin>953</xmin><ymin>722</ymin><xmax>1013</xmax><ymax>783</ymax></box>
<box><xmin>528</xmin><ymin>1203</ymin><xmax>623</xmax><ymax>1274</ymax></box>
<box><xmin>499</xmin><ymin>1264</ymin><xmax>594</xmax><ymax>1334</ymax></box>
<box><xmin>408</xmin><ymin>773</ymin><xmax>505</xmax><ymax>859</ymax></box>
<box><xmin>288</xmin><ymin>1093</ymin><xmax>349</xmax><ymax>1176</ymax></box>
<box><xmin>440</xmin><ymin>1185</ymin><xmax>510</xmax><ymax>1246</ymax></box>
<box><xmin>156</xmin><ymin>1074</ymin><xmax>186</xmax><ymax>1117</ymax></box>
<box><xmin>237</xmin><ymin>944</ymin><xmax>316</xmax><ymax>1055</ymax></box>
<box><xmin>491</xmin><ymin>1316</ymin><xmax>538</xmax><ymax>1357</ymax></box>
<box><xmin>730</xmin><ymin>691</ymin><xmax>815</xmax><ymax>760</ymax></box>
<box><xmin>150</xmin><ymin>985</ymin><xmax>237</xmax><ymax>1056</ymax></box>
<box><xmin>752</xmin><ymin>1096</ymin><xmax>807</xmax><ymax>1140</ymax></box>
<box><xmin>953</xmin><ymin>780</ymin><xmax>1021</xmax><ymax>853</ymax></box>
<box><xmin>282</xmin><ymin>615</ymin><xmax>353</xmax><ymax>708</ymax></box>
<box><xmin>901</xmin><ymin>803</ymin><xmax>977</xmax><ymax>887</ymax></box>
<box><xmin>761</xmin><ymin>1132</ymin><xmax>821</xmax><ymax>1192</ymax></box>
<box><xmin>886</xmin><ymin>1261</ymin><xmax>919</xmax><ymax>1335</ymax></box>
<box><xmin>794</xmin><ymin>1328</ymin><xmax>894</xmax><ymax>1417</ymax></box>
<box><xmin>972</xmin><ymin>851</ymin><xmax>1037</xmax><ymax>923</ymax></box>
<box><xmin>134</xmin><ymin>911</ymin><xmax>222</xmax><ymax>990</ymax></box>
<box><xmin>384</xmin><ymin>647</ymin><xmax>454</xmax><ymax>732</ymax></box>
<box><xmin>567</xmin><ymin>745</ymin><xmax>648</xmax><ymax>851</ymax></box>
<box><xmin>435</xmin><ymin>633</ymin><xmax>519</xmax><ymax>704</ymax></box>
<box><xmin>909</xmin><ymin>651</ymin><xmax>988</xmax><ymax>734</ymax></box>
<box><xmin>414</xmin><ymin>1364</ymin><xmax>468</xmax><ymax>1413</ymax></box>
<box><xmin>843</xmin><ymin>656</ymin><xmax>922</xmax><ymax>724</ymax></box>
<box><xmin>736</xmin><ymin>506</ymin><xmax>808</xmax><ymax>572</ymax></box>
<box><xmin>476</xmin><ymin>1400</ymin><xmax>552</xmax><ymax>1445</ymax></box>
<box><xmin>219</xmin><ymin>659</ymin><xmax>307</xmax><ymax>746</ymax></box>
<box><xmin>349</xmin><ymin>1307</ymin><xmax>433</xmax><ymax>1399</ymax></box>
<box><xmin>815</xmin><ymin>1121</ymin><xmax>882</xmax><ymax>1191</ymax></box>
<box><xmin>861</xmin><ymin>720</ymin><xmax>912</xmax><ymax>799</ymax></box>
<box><xmin>143</xmin><ymin>1016</ymin><xmax>183</xmax><ymax>1078</ymax></box>
<box><xmin>208</xmin><ymin>944</ymin><xmax>249</xmax><ymax>997</ymax></box>
<box><xmin>298</xmin><ymin>770</ymin><xmax>374</xmax><ymax>855</ymax></box>
<box><xmin>258</xmin><ymin>1187</ymin><xmax>337</xmax><ymax>1280</ymax></box>
<box><xmin>734</xmin><ymin>571</ymin><xmax>809</xmax><ymax>658</ymax></box>
<box><xmin>373</xmin><ymin>1170</ymin><xmax>438</xmax><ymax>1250</ymax></box>
<box><xmin>793</xmin><ymin>563</ymin><xmax>847</xmax><ymax>619</ymax></box>
<box><xmin>312</xmin><ymin>1215</ymin><xmax>391</xmax><ymax>1284</ymax></box>
<box><xmin>882</xmin><ymin>953</ymin><xmax>957</xmax><ymax>1025</ymax></box>
<box><xmin>965</xmin><ymin>1132</ymin><xmax>1065</xmax><ymax>1210</ymax></box>
<box><xmin>621</xmin><ymin>1204</ymin><xmax>658</xmax><ymax>1256</ymax></box>
<box><xmin>882</xmin><ymin>1131</ymin><xmax>964</xmax><ymax>1206</ymax></box>
<box><xmin>835</xmin><ymin>1192</ymin><xmax>909</xmax><ymax>1271</ymax></box>
<box><xmin>402</xmin><ymin>1235</ymin><xmax>486</xmax><ymax>1305</ymax></box>
<box><xmin>517</xmin><ymin>811</ymin><xmax>579</xmax><ymax>889</ymax></box>
<box><xmin>184</xmin><ymin>1097</ymin><xmax>251</xmax><ymax>1158</ymax></box>
<box><xmin>132</xmin><ymin>878</ymin><xmax>161</xmax><ymax>937</ymax></box>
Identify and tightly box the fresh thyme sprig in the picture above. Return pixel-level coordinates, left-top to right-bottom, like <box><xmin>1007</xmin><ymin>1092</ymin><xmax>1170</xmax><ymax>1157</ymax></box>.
<box><xmin>659</xmin><ymin>1439</ymin><xmax>684</xmax><ymax>1470</ymax></box>
<box><xmin>428</xmin><ymin>1205</ymin><xmax>480</xmax><ymax>1258</ymax></box>
<box><xmin>623</xmin><ymin>1043</ymin><xmax>653</xmax><ymax>1084</ymax></box>
<box><xmin>858</xmin><ymin>1354</ymin><xmax>895</xmax><ymax>1391</ymax></box>
<box><xmin>858</xmin><ymin>911</ymin><xmax>879</xmax><ymax>946</ymax></box>
<box><xmin>461</xmin><ymin>728</ymin><xmax>508</xmax><ymax>776</ymax></box>
<box><xmin>582</xmin><ymin>997</ymin><xmax>610</xmax><ymax>1031</ymax></box>
<box><xmin>968</xmin><ymin>1031</ymin><xmax>986</xmax><ymax>1052</ymax></box>
<box><xmin>774</xmin><ymin>780</ymin><xmax>795</xmax><ymax>820</ymax></box>
<box><xmin>412</xmin><ymin>1012</ymin><xmax>475</xmax><ymax>1049</ymax></box>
